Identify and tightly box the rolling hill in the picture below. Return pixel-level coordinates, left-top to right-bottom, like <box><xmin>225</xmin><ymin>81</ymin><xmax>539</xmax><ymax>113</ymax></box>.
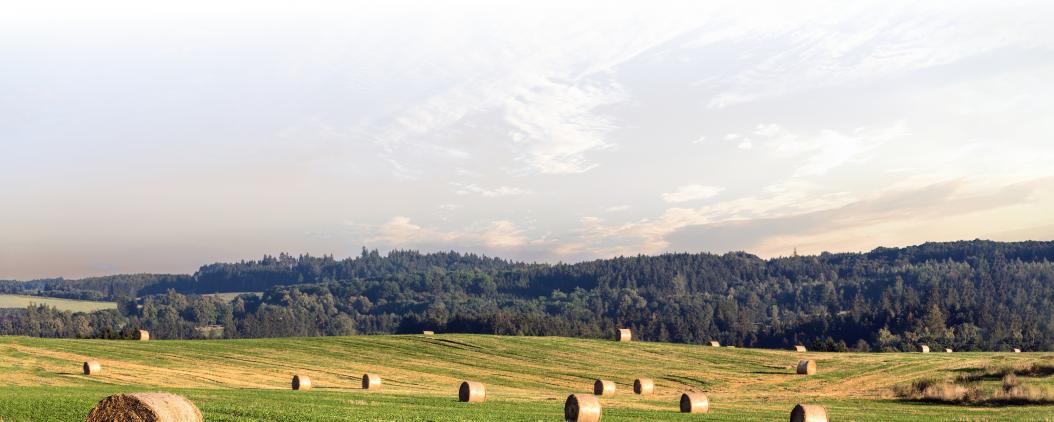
<box><xmin>1</xmin><ymin>334</ymin><xmax>1052</xmax><ymax>421</ymax></box>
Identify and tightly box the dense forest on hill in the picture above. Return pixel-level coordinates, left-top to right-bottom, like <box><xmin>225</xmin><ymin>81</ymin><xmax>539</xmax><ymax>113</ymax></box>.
<box><xmin>3</xmin><ymin>240</ymin><xmax>1054</xmax><ymax>352</ymax></box>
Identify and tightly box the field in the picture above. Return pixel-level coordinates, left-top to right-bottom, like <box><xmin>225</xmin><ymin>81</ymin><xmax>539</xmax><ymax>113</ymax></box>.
<box><xmin>1</xmin><ymin>335</ymin><xmax>1053</xmax><ymax>421</ymax></box>
<box><xmin>202</xmin><ymin>292</ymin><xmax>262</xmax><ymax>302</ymax></box>
<box><xmin>0</xmin><ymin>294</ymin><xmax>116</xmax><ymax>312</ymax></box>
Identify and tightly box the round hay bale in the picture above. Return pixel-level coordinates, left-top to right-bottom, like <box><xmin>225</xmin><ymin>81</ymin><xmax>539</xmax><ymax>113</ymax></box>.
<box><xmin>920</xmin><ymin>345</ymin><xmax>930</xmax><ymax>353</ymax></box>
<box><xmin>86</xmin><ymin>392</ymin><xmax>202</xmax><ymax>422</ymax></box>
<box><xmin>291</xmin><ymin>374</ymin><xmax>312</xmax><ymax>391</ymax></box>
<box><xmin>633</xmin><ymin>378</ymin><xmax>654</xmax><ymax>395</ymax></box>
<box><xmin>422</xmin><ymin>330</ymin><xmax>435</xmax><ymax>336</ymax></box>
<box><xmin>564</xmin><ymin>393</ymin><xmax>601</xmax><ymax>422</ymax></box>
<box><xmin>709</xmin><ymin>341</ymin><xmax>721</xmax><ymax>347</ymax></box>
<box><xmin>679</xmin><ymin>391</ymin><xmax>709</xmax><ymax>413</ymax></box>
<box><xmin>1014</xmin><ymin>348</ymin><xmax>1022</xmax><ymax>353</ymax></box>
<box><xmin>616</xmin><ymin>328</ymin><xmax>632</xmax><ymax>342</ymax></box>
<box><xmin>83</xmin><ymin>360</ymin><xmax>102</xmax><ymax>375</ymax></box>
<box><xmin>796</xmin><ymin>360</ymin><xmax>816</xmax><ymax>375</ymax></box>
<box><xmin>135</xmin><ymin>330</ymin><xmax>150</xmax><ymax>341</ymax></box>
<box><xmin>459</xmin><ymin>381</ymin><xmax>485</xmax><ymax>403</ymax></box>
<box><xmin>593</xmin><ymin>379</ymin><xmax>616</xmax><ymax>396</ymax></box>
<box><xmin>790</xmin><ymin>404</ymin><xmax>828</xmax><ymax>422</ymax></box>
<box><xmin>794</xmin><ymin>345</ymin><xmax>807</xmax><ymax>352</ymax></box>
<box><xmin>362</xmin><ymin>373</ymin><xmax>382</xmax><ymax>390</ymax></box>
<box><xmin>945</xmin><ymin>348</ymin><xmax>954</xmax><ymax>353</ymax></box>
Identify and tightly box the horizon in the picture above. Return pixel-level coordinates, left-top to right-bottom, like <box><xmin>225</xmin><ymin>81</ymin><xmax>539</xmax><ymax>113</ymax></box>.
<box><xmin>3</xmin><ymin>0</ymin><xmax>1054</xmax><ymax>279</ymax></box>
<box><xmin>6</xmin><ymin>237</ymin><xmax>1050</xmax><ymax>281</ymax></box>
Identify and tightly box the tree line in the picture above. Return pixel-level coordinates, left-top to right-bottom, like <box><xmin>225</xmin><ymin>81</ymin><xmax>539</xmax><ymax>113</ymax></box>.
<box><xmin>3</xmin><ymin>240</ymin><xmax>1054</xmax><ymax>352</ymax></box>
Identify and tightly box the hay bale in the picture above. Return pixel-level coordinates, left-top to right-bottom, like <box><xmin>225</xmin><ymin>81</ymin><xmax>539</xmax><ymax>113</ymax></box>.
<box><xmin>83</xmin><ymin>360</ymin><xmax>102</xmax><ymax>375</ymax></box>
<box><xmin>794</xmin><ymin>345</ymin><xmax>807</xmax><ymax>352</ymax></box>
<box><xmin>86</xmin><ymin>392</ymin><xmax>202</xmax><ymax>422</ymax></box>
<box><xmin>459</xmin><ymin>381</ymin><xmax>486</xmax><ymax>403</ymax></box>
<box><xmin>790</xmin><ymin>404</ymin><xmax>828</xmax><ymax>422</ymax></box>
<box><xmin>1014</xmin><ymin>348</ymin><xmax>1022</xmax><ymax>353</ymax></box>
<box><xmin>422</xmin><ymin>330</ymin><xmax>435</xmax><ymax>336</ymax></box>
<box><xmin>726</xmin><ymin>345</ymin><xmax>736</xmax><ymax>349</ymax></box>
<box><xmin>291</xmin><ymin>374</ymin><xmax>312</xmax><ymax>391</ymax></box>
<box><xmin>633</xmin><ymin>378</ymin><xmax>654</xmax><ymax>395</ymax></box>
<box><xmin>616</xmin><ymin>328</ymin><xmax>632</xmax><ymax>342</ymax></box>
<box><xmin>945</xmin><ymin>348</ymin><xmax>953</xmax><ymax>353</ymax></box>
<box><xmin>920</xmin><ymin>345</ymin><xmax>930</xmax><ymax>353</ymax></box>
<box><xmin>680</xmin><ymin>391</ymin><xmax>709</xmax><ymax>413</ymax></box>
<box><xmin>796</xmin><ymin>360</ymin><xmax>816</xmax><ymax>375</ymax></box>
<box><xmin>709</xmin><ymin>341</ymin><xmax>721</xmax><ymax>347</ymax></box>
<box><xmin>135</xmin><ymin>330</ymin><xmax>150</xmax><ymax>341</ymax></box>
<box><xmin>362</xmin><ymin>373</ymin><xmax>382</xmax><ymax>390</ymax></box>
<box><xmin>593</xmin><ymin>379</ymin><xmax>616</xmax><ymax>396</ymax></box>
<box><xmin>564</xmin><ymin>393</ymin><xmax>601</xmax><ymax>422</ymax></box>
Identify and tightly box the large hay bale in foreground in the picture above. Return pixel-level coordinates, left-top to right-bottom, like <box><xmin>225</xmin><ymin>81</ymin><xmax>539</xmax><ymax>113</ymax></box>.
<box><xmin>422</xmin><ymin>330</ymin><xmax>435</xmax><ymax>336</ymax></box>
<box><xmin>796</xmin><ymin>360</ymin><xmax>816</xmax><ymax>375</ymax></box>
<box><xmin>679</xmin><ymin>391</ymin><xmax>709</xmax><ymax>413</ymax></box>
<box><xmin>920</xmin><ymin>345</ymin><xmax>930</xmax><ymax>353</ymax></box>
<box><xmin>291</xmin><ymin>374</ymin><xmax>312</xmax><ymax>391</ymax></box>
<box><xmin>616</xmin><ymin>328</ymin><xmax>632</xmax><ymax>342</ymax></box>
<box><xmin>709</xmin><ymin>341</ymin><xmax>721</xmax><ymax>347</ymax></box>
<box><xmin>459</xmin><ymin>381</ymin><xmax>486</xmax><ymax>403</ymax></box>
<box><xmin>593</xmin><ymin>379</ymin><xmax>616</xmax><ymax>396</ymax></box>
<box><xmin>790</xmin><ymin>404</ymin><xmax>828</xmax><ymax>422</ymax></box>
<box><xmin>564</xmin><ymin>393</ymin><xmax>601</xmax><ymax>422</ymax></box>
<box><xmin>83</xmin><ymin>360</ymin><xmax>102</xmax><ymax>375</ymax></box>
<box><xmin>633</xmin><ymin>378</ymin><xmax>654</xmax><ymax>395</ymax></box>
<box><xmin>135</xmin><ymin>330</ymin><xmax>150</xmax><ymax>341</ymax></box>
<box><xmin>362</xmin><ymin>373</ymin><xmax>382</xmax><ymax>390</ymax></box>
<box><xmin>794</xmin><ymin>345</ymin><xmax>807</xmax><ymax>352</ymax></box>
<box><xmin>86</xmin><ymin>392</ymin><xmax>202</xmax><ymax>422</ymax></box>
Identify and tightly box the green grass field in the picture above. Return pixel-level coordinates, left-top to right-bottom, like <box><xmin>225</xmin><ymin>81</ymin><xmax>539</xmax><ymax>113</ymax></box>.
<box><xmin>202</xmin><ymin>292</ymin><xmax>262</xmax><ymax>302</ymax></box>
<box><xmin>0</xmin><ymin>294</ymin><xmax>116</xmax><ymax>312</ymax></box>
<box><xmin>1</xmin><ymin>334</ymin><xmax>1052</xmax><ymax>421</ymax></box>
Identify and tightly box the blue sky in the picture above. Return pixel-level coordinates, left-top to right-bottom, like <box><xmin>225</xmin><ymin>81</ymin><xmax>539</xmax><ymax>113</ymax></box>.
<box><xmin>2</xmin><ymin>0</ymin><xmax>1054</xmax><ymax>279</ymax></box>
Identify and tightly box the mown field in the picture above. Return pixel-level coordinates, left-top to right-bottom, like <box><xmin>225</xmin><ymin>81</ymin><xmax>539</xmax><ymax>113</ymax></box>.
<box><xmin>0</xmin><ymin>294</ymin><xmax>116</xmax><ymax>312</ymax></box>
<box><xmin>1</xmin><ymin>334</ymin><xmax>1053</xmax><ymax>421</ymax></box>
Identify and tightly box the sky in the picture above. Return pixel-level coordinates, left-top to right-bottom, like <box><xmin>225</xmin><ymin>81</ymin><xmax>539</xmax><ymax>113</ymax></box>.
<box><xmin>2</xmin><ymin>0</ymin><xmax>1054</xmax><ymax>279</ymax></box>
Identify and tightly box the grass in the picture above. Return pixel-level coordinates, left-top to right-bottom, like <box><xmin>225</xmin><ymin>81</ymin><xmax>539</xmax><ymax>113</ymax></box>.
<box><xmin>0</xmin><ymin>294</ymin><xmax>116</xmax><ymax>312</ymax></box>
<box><xmin>1</xmin><ymin>335</ymin><xmax>1053</xmax><ymax>421</ymax></box>
<box><xmin>199</xmin><ymin>292</ymin><xmax>262</xmax><ymax>302</ymax></box>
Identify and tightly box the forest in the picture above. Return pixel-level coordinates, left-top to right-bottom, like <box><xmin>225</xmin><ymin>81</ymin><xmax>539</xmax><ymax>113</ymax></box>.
<box><xmin>3</xmin><ymin>239</ymin><xmax>1054</xmax><ymax>352</ymax></box>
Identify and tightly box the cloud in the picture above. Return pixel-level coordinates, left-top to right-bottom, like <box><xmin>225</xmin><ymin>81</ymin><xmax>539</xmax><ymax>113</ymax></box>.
<box><xmin>664</xmin><ymin>177</ymin><xmax>1051</xmax><ymax>255</ymax></box>
<box><xmin>479</xmin><ymin>220</ymin><xmax>528</xmax><ymax>248</ymax></box>
<box><xmin>694</xmin><ymin>3</ymin><xmax>1052</xmax><ymax>108</ymax></box>
<box><xmin>367</xmin><ymin>216</ymin><xmax>530</xmax><ymax>250</ymax></box>
<box><xmin>452</xmin><ymin>183</ymin><xmax>531</xmax><ymax>197</ymax></box>
<box><xmin>504</xmin><ymin>75</ymin><xmax>625</xmax><ymax>174</ymax></box>
<box><xmin>662</xmin><ymin>185</ymin><xmax>724</xmax><ymax>203</ymax></box>
<box><xmin>604</xmin><ymin>205</ymin><xmax>630</xmax><ymax>212</ymax></box>
<box><xmin>756</xmin><ymin>123</ymin><xmax>908</xmax><ymax>177</ymax></box>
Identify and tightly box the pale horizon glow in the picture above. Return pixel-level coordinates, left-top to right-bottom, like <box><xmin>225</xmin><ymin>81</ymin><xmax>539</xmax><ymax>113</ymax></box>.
<box><xmin>2</xmin><ymin>0</ymin><xmax>1054</xmax><ymax>279</ymax></box>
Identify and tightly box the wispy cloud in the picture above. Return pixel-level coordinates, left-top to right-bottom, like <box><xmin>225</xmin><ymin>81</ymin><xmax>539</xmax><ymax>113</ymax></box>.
<box><xmin>757</xmin><ymin>123</ymin><xmax>908</xmax><ymax>177</ymax></box>
<box><xmin>662</xmin><ymin>185</ymin><xmax>724</xmax><ymax>203</ymax></box>
<box><xmin>452</xmin><ymin>183</ymin><xmax>531</xmax><ymax>197</ymax></box>
<box><xmin>367</xmin><ymin>216</ymin><xmax>531</xmax><ymax>250</ymax></box>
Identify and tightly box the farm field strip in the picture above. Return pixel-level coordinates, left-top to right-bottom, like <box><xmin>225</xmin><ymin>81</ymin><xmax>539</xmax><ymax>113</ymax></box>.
<box><xmin>2</xmin><ymin>334</ymin><xmax>1053</xmax><ymax>421</ymax></box>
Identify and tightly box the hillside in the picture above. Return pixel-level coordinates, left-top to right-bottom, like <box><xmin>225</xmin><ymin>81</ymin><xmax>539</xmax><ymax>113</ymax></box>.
<box><xmin>0</xmin><ymin>294</ymin><xmax>116</xmax><ymax>312</ymax></box>
<box><xmin>4</xmin><ymin>240</ymin><xmax>1054</xmax><ymax>353</ymax></box>
<box><xmin>1</xmin><ymin>334</ymin><xmax>1052</xmax><ymax>421</ymax></box>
